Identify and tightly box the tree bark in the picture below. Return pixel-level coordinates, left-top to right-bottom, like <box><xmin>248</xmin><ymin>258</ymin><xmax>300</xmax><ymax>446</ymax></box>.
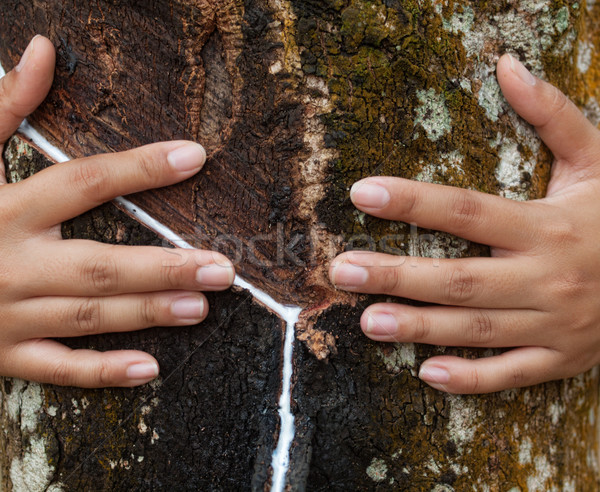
<box><xmin>2</xmin><ymin>0</ymin><xmax>600</xmax><ymax>490</ymax></box>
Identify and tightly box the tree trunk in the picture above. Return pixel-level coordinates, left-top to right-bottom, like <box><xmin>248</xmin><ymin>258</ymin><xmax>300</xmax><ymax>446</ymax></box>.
<box><xmin>2</xmin><ymin>1</ymin><xmax>600</xmax><ymax>490</ymax></box>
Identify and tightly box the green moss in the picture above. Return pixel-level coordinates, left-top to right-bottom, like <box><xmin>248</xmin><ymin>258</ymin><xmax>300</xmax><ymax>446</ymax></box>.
<box><xmin>340</xmin><ymin>1</ymin><xmax>390</xmax><ymax>52</ymax></box>
<box><xmin>293</xmin><ymin>0</ymin><xmax>500</xmax><ymax>244</ymax></box>
<box><xmin>285</xmin><ymin>5</ymin><xmax>595</xmax><ymax>482</ymax></box>
<box><xmin>292</xmin><ymin>0</ymin><xmax>584</xmax><ymax>249</ymax></box>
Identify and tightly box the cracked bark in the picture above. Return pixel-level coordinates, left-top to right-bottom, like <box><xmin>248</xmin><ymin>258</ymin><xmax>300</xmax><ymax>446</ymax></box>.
<box><xmin>1</xmin><ymin>1</ymin><xmax>600</xmax><ymax>490</ymax></box>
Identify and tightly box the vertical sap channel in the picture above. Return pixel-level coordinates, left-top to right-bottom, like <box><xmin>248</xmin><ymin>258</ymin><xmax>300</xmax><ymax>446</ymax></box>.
<box><xmin>12</xmin><ymin>112</ymin><xmax>302</xmax><ymax>490</ymax></box>
<box><xmin>269</xmin><ymin>306</ymin><xmax>302</xmax><ymax>492</ymax></box>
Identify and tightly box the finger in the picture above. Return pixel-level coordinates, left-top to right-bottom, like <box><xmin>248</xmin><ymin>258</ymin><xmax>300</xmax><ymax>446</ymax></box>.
<box><xmin>417</xmin><ymin>347</ymin><xmax>562</xmax><ymax>394</ymax></box>
<box><xmin>10</xmin><ymin>291</ymin><xmax>208</xmax><ymax>339</ymax></box>
<box><xmin>20</xmin><ymin>241</ymin><xmax>234</xmax><ymax>297</ymax></box>
<box><xmin>360</xmin><ymin>304</ymin><xmax>545</xmax><ymax>348</ymax></box>
<box><xmin>497</xmin><ymin>54</ymin><xmax>600</xmax><ymax>164</ymax></box>
<box><xmin>0</xmin><ymin>36</ymin><xmax>55</xmax><ymax>147</ymax></box>
<box><xmin>330</xmin><ymin>251</ymin><xmax>541</xmax><ymax>309</ymax></box>
<box><xmin>349</xmin><ymin>177</ymin><xmax>540</xmax><ymax>250</ymax></box>
<box><xmin>2</xmin><ymin>339</ymin><xmax>161</xmax><ymax>388</ymax></box>
<box><xmin>19</xmin><ymin>140</ymin><xmax>207</xmax><ymax>229</ymax></box>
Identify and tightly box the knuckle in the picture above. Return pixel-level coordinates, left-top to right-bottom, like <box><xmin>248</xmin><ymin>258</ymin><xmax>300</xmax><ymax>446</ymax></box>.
<box><xmin>400</xmin><ymin>186</ymin><xmax>420</xmax><ymax>218</ymax></box>
<box><xmin>413</xmin><ymin>312</ymin><xmax>430</xmax><ymax>341</ymax></box>
<box><xmin>551</xmin><ymin>270</ymin><xmax>588</xmax><ymax>301</ymax></box>
<box><xmin>139</xmin><ymin>296</ymin><xmax>159</xmax><ymax>327</ymax></box>
<box><xmin>444</xmin><ymin>267</ymin><xmax>476</xmax><ymax>305</ymax></box>
<box><xmin>73</xmin><ymin>298</ymin><xmax>102</xmax><ymax>335</ymax></box>
<box><xmin>469</xmin><ymin>310</ymin><xmax>494</xmax><ymax>344</ymax></box>
<box><xmin>567</xmin><ymin>311</ymin><xmax>594</xmax><ymax>337</ymax></box>
<box><xmin>48</xmin><ymin>359</ymin><xmax>72</xmax><ymax>387</ymax></box>
<box><xmin>539</xmin><ymin>87</ymin><xmax>569</xmax><ymax>129</ymax></box>
<box><xmin>448</xmin><ymin>192</ymin><xmax>482</xmax><ymax>232</ymax></box>
<box><xmin>160</xmin><ymin>262</ymin><xmax>186</xmax><ymax>289</ymax></box>
<box><xmin>129</xmin><ymin>147</ymin><xmax>161</xmax><ymax>184</ymax></box>
<box><xmin>72</xmin><ymin>161</ymin><xmax>110</xmax><ymax>204</ymax></box>
<box><xmin>381</xmin><ymin>267</ymin><xmax>402</xmax><ymax>294</ymax></box>
<box><xmin>465</xmin><ymin>367</ymin><xmax>481</xmax><ymax>394</ymax></box>
<box><xmin>510</xmin><ymin>365</ymin><xmax>526</xmax><ymax>389</ymax></box>
<box><xmin>96</xmin><ymin>360</ymin><xmax>114</xmax><ymax>386</ymax></box>
<box><xmin>83</xmin><ymin>254</ymin><xmax>119</xmax><ymax>293</ymax></box>
<box><xmin>540</xmin><ymin>219</ymin><xmax>578</xmax><ymax>248</ymax></box>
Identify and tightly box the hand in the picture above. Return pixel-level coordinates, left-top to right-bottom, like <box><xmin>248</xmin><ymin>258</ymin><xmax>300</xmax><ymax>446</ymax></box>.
<box><xmin>0</xmin><ymin>36</ymin><xmax>235</xmax><ymax>388</ymax></box>
<box><xmin>329</xmin><ymin>54</ymin><xmax>600</xmax><ymax>394</ymax></box>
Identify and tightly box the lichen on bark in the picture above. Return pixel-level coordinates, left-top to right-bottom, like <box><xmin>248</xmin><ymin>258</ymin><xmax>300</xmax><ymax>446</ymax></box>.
<box><xmin>296</xmin><ymin>0</ymin><xmax>583</xmax><ymax>246</ymax></box>
<box><xmin>286</xmin><ymin>0</ymin><xmax>600</xmax><ymax>489</ymax></box>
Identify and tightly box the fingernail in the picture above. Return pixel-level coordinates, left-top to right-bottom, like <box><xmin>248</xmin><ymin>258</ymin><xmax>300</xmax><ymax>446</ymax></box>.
<box><xmin>196</xmin><ymin>263</ymin><xmax>235</xmax><ymax>288</ymax></box>
<box><xmin>16</xmin><ymin>35</ymin><xmax>38</xmax><ymax>73</ymax></box>
<box><xmin>171</xmin><ymin>296</ymin><xmax>204</xmax><ymax>320</ymax></box>
<box><xmin>365</xmin><ymin>312</ymin><xmax>397</xmax><ymax>336</ymax></box>
<box><xmin>167</xmin><ymin>143</ymin><xmax>206</xmax><ymax>172</ymax></box>
<box><xmin>508</xmin><ymin>54</ymin><xmax>536</xmax><ymax>86</ymax></box>
<box><xmin>350</xmin><ymin>181</ymin><xmax>391</xmax><ymax>209</ymax></box>
<box><xmin>331</xmin><ymin>263</ymin><xmax>369</xmax><ymax>288</ymax></box>
<box><xmin>126</xmin><ymin>362</ymin><xmax>159</xmax><ymax>381</ymax></box>
<box><xmin>419</xmin><ymin>365</ymin><xmax>450</xmax><ymax>385</ymax></box>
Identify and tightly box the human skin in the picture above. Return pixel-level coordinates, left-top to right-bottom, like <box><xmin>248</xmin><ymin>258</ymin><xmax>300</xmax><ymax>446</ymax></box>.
<box><xmin>330</xmin><ymin>54</ymin><xmax>600</xmax><ymax>394</ymax></box>
<box><xmin>0</xmin><ymin>36</ymin><xmax>235</xmax><ymax>388</ymax></box>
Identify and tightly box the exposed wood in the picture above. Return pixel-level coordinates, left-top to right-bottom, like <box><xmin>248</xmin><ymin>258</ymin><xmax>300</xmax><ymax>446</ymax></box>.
<box><xmin>1</xmin><ymin>0</ymin><xmax>328</xmax><ymax>305</ymax></box>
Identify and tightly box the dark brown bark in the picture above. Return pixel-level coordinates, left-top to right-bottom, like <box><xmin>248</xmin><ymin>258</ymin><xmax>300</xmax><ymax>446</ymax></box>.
<box><xmin>2</xmin><ymin>136</ymin><xmax>285</xmax><ymax>491</ymax></box>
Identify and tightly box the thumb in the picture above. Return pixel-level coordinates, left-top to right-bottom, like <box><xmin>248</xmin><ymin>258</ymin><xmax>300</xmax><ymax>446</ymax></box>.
<box><xmin>496</xmin><ymin>53</ymin><xmax>600</xmax><ymax>167</ymax></box>
<box><xmin>0</xmin><ymin>35</ymin><xmax>56</xmax><ymax>184</ymax></box>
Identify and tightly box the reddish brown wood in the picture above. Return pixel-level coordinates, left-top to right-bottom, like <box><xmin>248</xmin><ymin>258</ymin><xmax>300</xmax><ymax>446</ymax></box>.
<box><xmin>0</xmin><ymin>0</ymin><xmax>326</xmax><ymax>305</ymax></box>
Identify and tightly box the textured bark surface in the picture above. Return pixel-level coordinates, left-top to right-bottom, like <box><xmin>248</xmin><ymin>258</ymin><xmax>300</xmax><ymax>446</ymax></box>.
<box><xmin>2</xmin><ymin>136</ymin><xmax>285</xmax><ymax>491</ymax></box>
<box><xmin>2</xmin><ymin>0</ymin><xmax>600</xmax><ymax>490</ymax></box>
